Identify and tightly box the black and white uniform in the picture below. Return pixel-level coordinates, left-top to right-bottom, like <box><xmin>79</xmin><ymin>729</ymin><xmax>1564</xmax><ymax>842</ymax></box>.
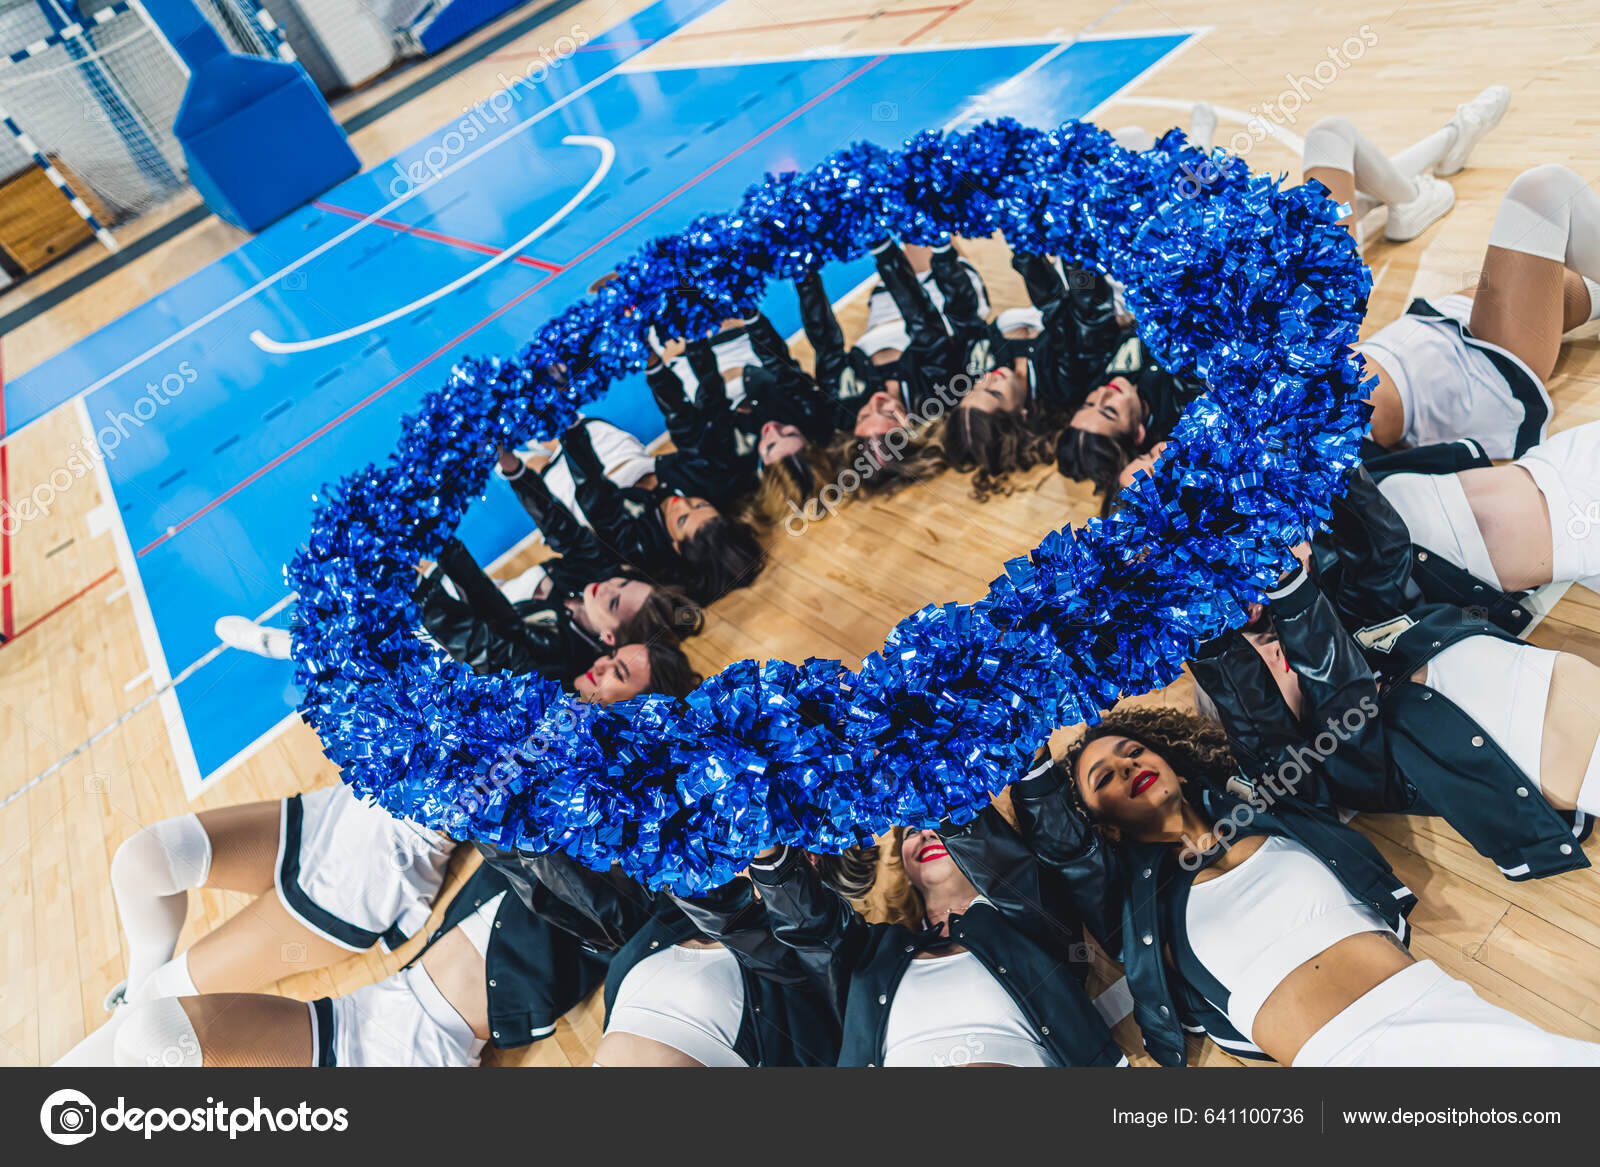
<box><xmin>1357</xmin><ymin>295</ymin><xmax>1553</xmax><ymax>458</ymax></box>
<box><xmin>276</xmin><ymin>783</ymin><xmax>453</xmax><ymax>953</ymax></box>
<box><xmin>1183</xmin><ymin>836</ymin><xmax>1600</xmax><ymax>1066</ymax></box>
<box><xmin>863</xmin><ymin>254</ymin><xmax>990</xmax><ymax>332</ymax></box>
<box><xmin>537</xmin><ymin>417</ymin><xmax>657</xmax><ymax>531</ymax></box>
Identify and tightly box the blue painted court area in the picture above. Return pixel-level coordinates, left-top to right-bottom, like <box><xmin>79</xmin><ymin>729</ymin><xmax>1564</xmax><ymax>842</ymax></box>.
<box><xmin>8</xmin><ymin>0</ymin><xmax>1193</xmax><ymax>782</ymax></box>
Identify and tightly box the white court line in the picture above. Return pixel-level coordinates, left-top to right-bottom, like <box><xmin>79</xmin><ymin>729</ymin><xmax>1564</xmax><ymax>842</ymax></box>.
<box><xmin>122</xmin><ymin>669</ymin><xmax>150</xmax><ymax>693</ymax></box>
<box><xmin>618</xmin><ymin>26</ymin><xmax>1212</xmax><ymax>74</ymax></box>
<box><xmin>0</xmin><ymin>58</ymin><xmax>638</xmax><ymax>445</ymax></box>
<box><xmin>74</xmin><ymin>396</ymin><xmax>203</xmax><ymax>797</ymax></box>
<box><xmin>1103</xmin><ymin>95</ymin><xmax>1306</xmax><ymax>155</ymax></box>
<box><xmin>250</xmin><ymin>135</ymin><xmax>616</xmax><ymax>354</ymax></box>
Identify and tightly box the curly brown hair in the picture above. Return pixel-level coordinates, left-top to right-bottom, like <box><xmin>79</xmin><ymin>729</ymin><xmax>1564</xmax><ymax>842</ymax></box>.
<box><xmin>943</xmin><ymin>404</ymin><xmax>1063</xmax><ymax>503</ymax></box>
<box><xmin>811</xmin><ymin>843</ymin><xmax>881</xmax><ymax>901</ymax></box>
<box><xmin>1060</xmin><ymin>706</ymin><xmax>1238</xmax><ymax>822</ymax></box>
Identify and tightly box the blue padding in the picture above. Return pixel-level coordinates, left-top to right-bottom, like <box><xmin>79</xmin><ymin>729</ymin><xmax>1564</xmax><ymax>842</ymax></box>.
<box><xmin>174</xmin><ymin>55</ymin><xmax>359</xmax><ymax>232</ymax></box>
<box><xmin>414</xmin><ymin>0</ymin><xmax>533</xmax><ymax>54</ymax></box>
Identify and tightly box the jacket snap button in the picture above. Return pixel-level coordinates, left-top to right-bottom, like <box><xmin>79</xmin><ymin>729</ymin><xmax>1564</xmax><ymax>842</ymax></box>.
<box><xmin>1159</xmin><ymin>1005</ymin><xmax>1170</xmax><ymax>1017</ymax></box>
<box><xmin>1561</xmin><ymin>844</ymin><xmax>1574</xmax><ymax>855</ymax></box>
<box><xmin>1473</xmin><ymin>585</ymin><xmax>1483</xmax><ymax>592</ymax></box>
<box><xmin>1517</xmin><ymin>787</ymin><xmax>1530</xmax><ymax>797</ymax></box>
<box><xmin>1143</xmin><ymin>868</ymin><xmax>1152</xmax><ymax>878</ymax></box>
<box><xmin>997</xmin><ymin>967</ymin><xmax>1007</xmax><ymax>974</ymax></box>
<box><xmin>1418</xmin><ymin>552</ymin><xmax>1428</xmax><ymax>562</ymax></box>
<box><xmin>867</xmin><ymin>1063</ymin><xmax>875</xmax><ymax>1067</ymax></box>
<box><xmin>905</xmin><ymin>945</ymin><xmax>914</xmax><ymax>953</ymax></box>
<box><xmin>1142</xmin><ymin>933</ymin><xmax>1154</xmax><ymax>946</ymax></box>
<box><xmin>650</xmin><ymin>940</ymin><xmax>660</xmax><ymax>948</ymax></box>
<box><xmin>1421</xmin><ymin>691</ymin><xmax>1432</xmax><ymax>700</ymax></box>
<box><xmin>492</xmin><ymin>1030</ymin><xmax>500</xmax><ymax>1039</ymax></box>
<box><xmin>1328</xmin><ymin>859</ymin><xmax>1337</xmax><ymax>866</ymax></box>
<box><xmin>494</xmin><ymin>920</ymin><xmax>501</xmax><ymax>928</ymax></box>
<box><xmin>754</xmin><ymin>1006</ymin><xmax>761</xmax><ymax>1014</ymax></box>
<box><xmin>1040</xmin><ymin>1026</ymin><xmax>1050</xmax><ymax>1036</ymax></box>
<box><xmin>1471</xmin><ymin>735</ymin><xmax>1485</xmax><ymax>747</ymax></box>
<box><xmin>1512</xmin><ymin>609</ymin><xmax>1522</xmax><ymax>617</ymax></box>
<box><xmin>488</xmin><ymin>979</ymin><xmax>496</xmax><ymax>987</ymax></box>
<box><xmin>879</xmin><ymin>994</ymin><xmax>888</xmax><ymax>1005</ymax></box>
<box><xmin>1432</xmin><ymin>640</ymin><xmax>1441</xmax><ymax>648</ymax></box>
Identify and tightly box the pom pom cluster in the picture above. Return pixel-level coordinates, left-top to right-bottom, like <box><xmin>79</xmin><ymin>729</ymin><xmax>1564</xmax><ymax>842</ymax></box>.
<box><xmin>288</xmin><ymin>118</ymin><xmax>1372</xmax><ymax>893</ymax></box>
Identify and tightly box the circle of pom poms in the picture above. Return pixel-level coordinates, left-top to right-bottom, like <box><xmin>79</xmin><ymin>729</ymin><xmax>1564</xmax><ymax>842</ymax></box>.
<box><xmin>287</xmin><ymin>119</ymin><xmax>1374</xmax><ymax>893</ymax></box>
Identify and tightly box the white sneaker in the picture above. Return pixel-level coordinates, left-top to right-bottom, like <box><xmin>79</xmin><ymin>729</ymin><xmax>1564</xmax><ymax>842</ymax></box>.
<box><xmin>1436</xmin><ymin>84</ymin><xmax>1511</xmax><ymax>176</ymax></box>
<box><xmin>1110</xmin><ymin>124</ymin><xmax>1155</xmax><ymax>153</ymax></box>
<box><xmin>103</xmin><ymin>980</ymin><xmax>127</xmax><ymax>1011</ymax></box>
<box><xmin>1189</xmin><ymin>101</ymin><xmax>1218</xmax><ymax>153</ymax></box>
<box><xmin>1384</xmin><ymin>174</ymin><xmax>1456</xmax><ymax>241</ymax></box>
<box><xmin>214</xmin><ymin>615</ymin><xmax>292</xmax><ymax>659</ymax></box>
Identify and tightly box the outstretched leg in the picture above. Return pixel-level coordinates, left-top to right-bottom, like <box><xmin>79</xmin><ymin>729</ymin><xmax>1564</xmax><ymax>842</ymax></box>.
<box><xmin>114</xmin><ymin>995</ymin><xmax>314</xmax><ymax>1068</ymax></box>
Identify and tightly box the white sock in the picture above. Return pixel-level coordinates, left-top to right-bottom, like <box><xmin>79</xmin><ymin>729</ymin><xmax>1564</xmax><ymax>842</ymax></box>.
<box><xmin>54</xmin><ymin>1010</ymin><xmax>131</xmax><ymax>1067</ymax></box>
<box><xmin>111</xmin><ymin>815</ymin><xmax>212</xmax><ymax>999</ymax></box>
<box><xmin>1302</xmin><ymin>116</ymin><xmax>1419</xmax><ymax>207</ymax></box>
<box><xmin>1582</xmin><ymin>276</ymin><xmax>1600</xmax><ymax>323</ymax></box>
<box><xmin>113</xmin><ymin>997</ymin><xmax>203</xmax><ymax>1068</ymax></box>
<box><xmin>1390</xmin><ymin>125</ymin><xmax>1458</xmax><ymax>179</ymax></box>
<box><xmin>134</xmin><ymin>950</ymin><xmax>199</xmax><ymax>1002</ymax></box>
<box><xmin>1488</xmin><ymin>164</ymin><xmax>1600</xmax><ymax>275</ymax></box>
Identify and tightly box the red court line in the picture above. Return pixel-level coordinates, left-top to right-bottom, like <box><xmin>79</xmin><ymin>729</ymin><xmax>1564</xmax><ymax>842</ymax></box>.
<box><xmin>0</xmin><ymin>567</ymin><xmax>117</xmax><ymax>649</ymax></box>
<box><xmin>134</xmin><ymin>56</ymin><xmax>887</xmax><ymax>561</ymax></box>
<box><xmin>900</xmin><ymin>0</ymin><xmax>971</xmax><ymax>43</ymax></box>
<box><xmin>313</xmin><ymin>200</ymin><xmax>562</xmax><ymax>271</ymax></box>
<box><xmin>0</xmin><ymin>341</ymin><xmax>13</xmax><ymax>640</ymax></box>
<box><xmin>675</xmin><ymin>7</ymin><xmax>954</xmax><ymax>40</ymax></box>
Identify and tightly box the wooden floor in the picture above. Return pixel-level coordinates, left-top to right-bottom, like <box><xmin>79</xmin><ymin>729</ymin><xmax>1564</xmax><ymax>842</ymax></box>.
<box><xmin>6</xmin><ymin>0</ymin><xmax>1600</xmax><ymax>1068</ymax></box>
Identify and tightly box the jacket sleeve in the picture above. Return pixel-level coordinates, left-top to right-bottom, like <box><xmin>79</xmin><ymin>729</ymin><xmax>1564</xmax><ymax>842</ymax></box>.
<box><xmin>1266</xmin><ymin>568</ymin><xmax>1393</xmax><ymax>811</ymax></box>
<box><xmin>559</xmin><ymin>420</ymin><xmax>629</xmax><ymax>532</ymax></box>
<box><xmin>939</xmin><ymin>799</ymin><xmax>1086</xmax><ymax>962</ymax></box>
<box><xmin>490</xmin><ymin>846</ymin><xmax>660</xmax><ymax>951</ymax></box>
<box><xmin>873</xmin><ymin>240</ymin><xmax>947</xmax><ymax>352</ymax></box>
<box><xmin>748</xmin><ymin>845</ymin><xmax>867</xmax><ymax>1018</ymax></box>
<box><xmin>1008</xmin><ymin>754</ymin><xmax>1127</xmax><ymax>958</ymax></box>
<box><xmin>502</xmin><ymin>459</ymin><xmax>592</xmax><ymax>559</ymax></box>
<box><xmin>436</xmin><ymin>537</ymin><xmax>520</xmax><ymax>628</ymax></box>
<box><xmin>1324</xmin><ymin>466</ymin><xmax>1424</xmax><ymax>628</ymax></box>
<box><xmin>796</xmin><ymin>271</ymin><xmax>850</xmax><ymax>402</ymax></box>
<box><xmin>927</xmin><ymin>244</ymin><xmax>982</xmax><ymax>328</ymax></box>
<box><xmin>667</xmin><ymin>879</ymin><xmax>812</xmax><ymax>987</ymax></box>
<box><xmin>744</xmin><ymin>312</ymin><xmax>804</xmax><ymax>376</ymax></box>
<box><xmin>647</xmin><ymin>358</ymin><xmax>700</xmax><ymax>450</ymax></box>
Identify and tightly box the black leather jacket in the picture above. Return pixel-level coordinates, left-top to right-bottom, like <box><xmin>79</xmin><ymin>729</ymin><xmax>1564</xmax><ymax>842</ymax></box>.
<box><xmin>478</xmin><ymin>844</ymin><xmax>840</xmax><ymax>1066</ymax></box>
<box><xmin>801</xmin><ymin>242</ymin><xmax>986</xmax><ymax>429</ymax></box>
<box><xmin>1010</xmin><ymin>758</ymin><xmax>1416</xmax><ymax>1066</ymax></box>
<box><xmin>987</xmin><ymin>252</ymin><xmax>1123</xmax><ymax>412</ymax></box>
<box><xmin>1098</xmin><ymin>329</ymin><xmax>1208</xmax><ymax>445</ymax></box>
<box><xmin>752</xmin><ymin>818</ymin><xmax>1121</xmax><ymax>1068</ymax></box>
<box><xmin>415</xmin><ymin>536</ymin><xmax>605</xmax><ymax>681</ymax></box>
<box><xmin>1190</xmin><ymin>563</ymin><xmax>1592</xmax><ymax>881</ymax></box>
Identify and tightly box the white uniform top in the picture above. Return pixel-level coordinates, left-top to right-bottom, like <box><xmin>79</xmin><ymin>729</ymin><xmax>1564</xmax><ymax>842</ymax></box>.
<box><xmin>882</xmin><ymin>949</ymin><xmax>1055</xmax><ymax>1067</ymax></box>
<box><xmin>1185</xmin><ymin>836</ymin><xmax>1389</xmax><ymax>1042</ymax></box>
<box><xmin>607</xmin><ymin>944</ymin><xmax>749</xmax><ymax>1067</ymax></box>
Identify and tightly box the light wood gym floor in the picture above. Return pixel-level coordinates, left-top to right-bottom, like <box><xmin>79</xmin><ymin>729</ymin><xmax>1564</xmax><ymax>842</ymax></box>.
<box><xmin>4</xmin><ymin>0</ymin><xmax>1600</xmax><ymax>1068</ymax></box>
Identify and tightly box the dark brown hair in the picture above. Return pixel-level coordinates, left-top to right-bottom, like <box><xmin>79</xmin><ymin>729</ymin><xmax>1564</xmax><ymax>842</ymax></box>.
<box><xmin>1056</xmin><ymin>427</ymin><xmax>1131</xmax><ymax>498</ymax></box>
<box><xmin>641</xmin><ymin>639</ymin><xmax>702</xmax><ymax>698</ymax></box>
<box><xmin>612</xmin><ymin>581</ymin><xmax>704</xmax><ymax>646</ymax></box>
<box><xmin>677</xmin><ymin>515</ymin><xmax>767</xmax><ymax>603</ymax></box>
<box><xmin>943</xmin><ymin>404</ymin><xmax>1061</xmax><ymax>502</ymax></box>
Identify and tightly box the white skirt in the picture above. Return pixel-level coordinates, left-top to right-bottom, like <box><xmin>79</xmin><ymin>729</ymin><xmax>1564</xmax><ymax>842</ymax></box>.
<box><xmin>1293</xmin><ymin>959</ymin><xmax>1600</xmax><ymax>1066</ymax></box>
<box><xmin>1516</xmin><ymin>419</ymin><xmax>1600</xmax><ymax>590</ymax></box>
<box><xmin>275</xmin><ymin>784</ymin><xmax>453</xmax><ymax>953</ymax></box>
<box><xmin>313</xmin><ymin>963</ymin><xmax>484</xmax><ymax>1068</ymax></box>
<box><xmin>540</xmin><ymin>418</ymin><xmax>656</xmax><ymax>530</ymax></box>
<box><xmin>1358</xmin><ymin>294</ymin><xmax>1552</xmax><ymax>460</ymax></box>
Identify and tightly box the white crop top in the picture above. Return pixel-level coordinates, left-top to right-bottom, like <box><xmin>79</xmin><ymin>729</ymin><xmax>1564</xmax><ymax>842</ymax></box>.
<box><xmin>607</xmin><ymin>944</ymin><xmax>748</xmax><ymax>1067</ymax></box>
<box><xmin>1184</xmin><ymin>836</ymin><xmax>1391</xmax><ymax>1042</ymax></box>
<box><xmin>882</xmin><ymin>950</ymin><xmax>1056</xmax><ymax>1068</ymax></box>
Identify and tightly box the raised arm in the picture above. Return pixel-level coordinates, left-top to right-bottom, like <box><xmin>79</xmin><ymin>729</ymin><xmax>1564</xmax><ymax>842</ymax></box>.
<box><xmin>1008</xmin><ymin>752</ymin><xmax>1127</xmax><ymax>958</ymax></box>
<box><xmin>927</xmin><ymin>242</ymin><xmax>983</xmax><ymax>328</ymax></box>
<box><xmin>872</xmin><ymin>238</ymin><xmax>947</xmax><ymax>351</ymax></box>
<box><xmin>667</xmin><ymin>878</ymin><xmax>813</xmax><ymax>987</ymax></box>
<box><xmin>747</xmin><ymin>845</ymin><xmax>867</xmax><ymax>1019</ymax></box>
<box><xmin>478</xmin><ymin>844</ymin><xmax>662</xmax><ymax>953</ymax></box>
<box><xmin>795</xmin><ymin>271</ymin><xmax>851</xmax><ymax>400</ymax></box>
<box><xmin>500</xmin><ymin>450</ymin><xmax>592</xmax><ymax>558</ymax></box>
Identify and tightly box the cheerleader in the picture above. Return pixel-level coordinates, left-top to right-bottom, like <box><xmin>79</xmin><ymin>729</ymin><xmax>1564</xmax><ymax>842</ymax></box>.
<box><xmin>73</xmin><ymin>649</ymin><xmax>701</xmax><ymax>1068</ymax></box>
<box><xmin>942</xmin><ymin>251</ymin><xmax>1123</xmax><ymax>500</ymax></box>
<box><xmin>748</xmin><ymin>799</ymin><xmax>1126</xmax><ymax>1068</ymax></box>
<box><xmin>500</xmin><ymin>419</ymin><xmax>766</xmax><ymax>605</ymax></box>
<box><xmin>475</xmin><ymin>845</ymin><xmax>877</xmax><ymax>1067</ymax></box>
<box><xmin>1039</xmin><ymin>706</ymin><xmax>1600</xmax><ymax>1066</ymax></box>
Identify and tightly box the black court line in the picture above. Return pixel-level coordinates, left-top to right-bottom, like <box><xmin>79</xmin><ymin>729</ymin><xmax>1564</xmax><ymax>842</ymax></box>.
<box><xmin>261</xmin><ymin>400</ymin><xmax>293</xmax><ymax>421</ymax></box>
<box><xmin>212</xmin><ymin>434</ymin><xmax>241</xmax><ymax>454</ymax></box>
<box><xmin>0</xmin><ymin>0</ymin><xmax>586</xmax><ymax>338</ymax></box>
<box><xmin>157</xmin><ymin>470</ymin><xmax>185</xmax><ymax>489</ymax></box>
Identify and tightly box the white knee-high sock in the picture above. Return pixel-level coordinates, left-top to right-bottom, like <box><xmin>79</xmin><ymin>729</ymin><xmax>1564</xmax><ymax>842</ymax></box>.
<box><xmin>1577</xmin><ymin>736</ymin><xmax>1600</xmax><ymax>819</ymax></box>
<box><xmin>113</xmin><ymin>998</ymin><xmax>203</xmax><ymax>1068</ymax></box>
<box><xmin>1390</xmin><ymin>125</ymin><xmax>1458</xmax><ymax>179</ymax></box>
<box><xmin>111</xmin><ymin>815</ymin><xmax>212</xmax><ymax>999</ymax></box>
<box><xmin>1489</xmin><ymin>164</ymin><xmax>1600</xmax><ymax>276</ymax></box>
<box><xmin>1302</xmin><ymin>116</ymin><xmax>1419</xmax><ymax>207</ymax></box>
<box><xmin>133</xmin><ymin>950</ymin><xmax>199</xmax><ymax>1003</ymax></box>
<box><xmin>54</xmin><ymin>1010</ymin><xmax>131</xmax><ymax>1067</ymax></box>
